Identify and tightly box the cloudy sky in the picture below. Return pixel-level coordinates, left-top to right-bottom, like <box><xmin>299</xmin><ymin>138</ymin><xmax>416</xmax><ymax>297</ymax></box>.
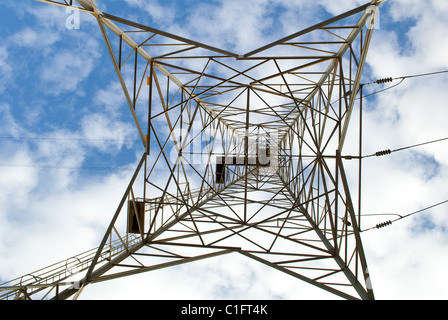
<box><xmin>0</xmin><ymin>0</ymin><xmax>448</xmax><ymax>300</ymax></box>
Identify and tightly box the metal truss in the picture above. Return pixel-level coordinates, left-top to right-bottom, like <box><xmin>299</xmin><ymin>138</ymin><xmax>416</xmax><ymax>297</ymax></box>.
<box><xmin>1</xmin><ymin>0</ymin><xmax>386</xmax><ymax>300</ymax></box>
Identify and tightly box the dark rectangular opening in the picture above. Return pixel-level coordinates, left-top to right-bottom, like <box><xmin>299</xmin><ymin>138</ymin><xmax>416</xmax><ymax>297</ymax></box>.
<box><xmin>216</xmin><ymin>163</ymin><xmax>225</xmax><ymax>184</ymax></box>
<box><xmin>127</xmin><ymin>200</ymin><xmax>145</xmax><ymax>234</ymax></box>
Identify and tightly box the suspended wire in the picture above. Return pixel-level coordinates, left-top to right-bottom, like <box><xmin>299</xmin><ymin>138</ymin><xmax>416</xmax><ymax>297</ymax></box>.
<box><xmin>330</xmin><ymin>69</ymin><xmax>448</xmax><ymax>105</ymax></box>
<box><xmin>0</xmin><ymin>163</ymin><xmax>136</xmax><ymax>172</ymax></box>
<box><xmin>359</xmin><ymin>69</ymin><xmax>448</xmax><ymax>99</ymax></box>
<box><xmin>357</xmin><ymin>136</ymin><xmax>448</xmax><ymax>231</ymax></box>
<box><xmin>363</xmin><ymin>69</ymin><xmax>448</xmax><ymax>86</ymax></box>
<box><xmin>0</xmin><ymin>136</ymin><xmax>140</xmax><ymax>171</ymax></box>
<box><xmin>362</xmin><ymin>136</ymin><xmax>448</xmax><ymax>159</ymax></box>
<box><xmin>356</xmin><ymin>63</ymin><xmax>448</xmax><ymax>231</ymax></box>
<box><xmin>358</xmin><ymin>70</ymin><xmax>448</xmax><ymax>159</ymax></box>
<box><xmin>359</xmin><ymin>77</ymin><xmax>405</xmax><ymax>99</ymax></box>
<box><xmin>0</xmin><ymin>136</ymin><xmax>138</xmax><ymax>143</ymax></box>
<box><xmin>361</xmin><ymin>199</ymin><xmax>448</xmax><ymax>233</ymax></box>
<box><xmin>392</xmin><ymin>136</ymin><xmax>448</xmax><ymax>153</ymax></box>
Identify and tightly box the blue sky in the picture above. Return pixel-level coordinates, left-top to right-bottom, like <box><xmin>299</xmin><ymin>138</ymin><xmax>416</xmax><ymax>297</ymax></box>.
<box><xmin>1</xmin><ymin>0</ymin><xmax>448</xmax><ymax>300</ymax></box>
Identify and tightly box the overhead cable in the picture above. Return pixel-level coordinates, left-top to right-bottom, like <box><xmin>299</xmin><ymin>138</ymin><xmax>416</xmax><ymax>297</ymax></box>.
<box><xmin>360</xmin><ymin>69</ymin><xmax>448</xmax><ymax>99</ymax></box>
<box><xmin>361</xmin><ymin>199</ymin><xmax>448</xmax><ymax>232</ymax></box>
<box><xmin>363</xmin><ymin>136</ymin><xmax>448</xmax><ymax>159</ymax></box>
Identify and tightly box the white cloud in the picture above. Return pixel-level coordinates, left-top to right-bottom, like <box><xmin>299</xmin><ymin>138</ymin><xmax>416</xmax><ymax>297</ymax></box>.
<box><xmin>93</xmin><ymin>81</ymin><xmax>127</xmax><ymax>115</ymax></box>
<box><xmin>0</xmin><ymin>109</ymin><xmax>140</xmax><ymax>284</ymax></box>
<box><xmin>11</xmin><ymin>27</ymin><xmax>61</xmax><ymax>50</ymax></box>
<box><xmin>123</xmin><ymin>0</ymin><xmax>177</xmax><ymax>27</ymax></box>
<box><xmin>0</xmin><ymin>150</ymin><xmax>38</xmax><ymax>208</ymax></box>
<box><xmin>80</xmin><ymin>112</ymin><xmax>135</xmax><ymax>152</ymax></box>
<box><xmin>0</xmin><ymin>103</ymin><xmax>23</xmax><ymax>137</ymax></box>
<box><xmin>6</xmin><ymin>4</ymin><xmax>102</xmax><ymax>96</ymax></box>
<box><xmin>176</xmin><ymin>0</ymin><xmax>276</xmax><ymax>52</ymax></box>
<box><xmin>39</xmin><ymin>36</ymin><xmax>101</xmax><ymax>95</ymax></box>
<box><xmin>0</xmin><ymin>167</ymin><xmax>134</xmax><ymax>280</ymax></box>
<box><xmin>363</xmin><ymin>222</ymin><xmax>448</xmax><ymax>299</ymax></box>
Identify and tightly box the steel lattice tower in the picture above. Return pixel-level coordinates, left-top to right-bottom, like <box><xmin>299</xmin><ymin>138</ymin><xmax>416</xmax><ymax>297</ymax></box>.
<box><xmin>1</xmin><ymin>0</ymin><xmax>386</xmax><ymax>300</ymax></box>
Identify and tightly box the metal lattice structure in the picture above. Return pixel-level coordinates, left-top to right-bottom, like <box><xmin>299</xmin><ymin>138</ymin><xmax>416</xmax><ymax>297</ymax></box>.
<box><xmin>1</xmin><ymin>0</ymin><xmax>386</xmax><ymax>300</ymax></box>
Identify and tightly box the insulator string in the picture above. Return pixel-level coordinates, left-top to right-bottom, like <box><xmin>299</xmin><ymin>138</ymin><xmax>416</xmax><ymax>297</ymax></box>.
<box><xmin>360</xmin><ymin>69</ymin><xmax>448</xmax><ymax>99</ymax></box>
<box><xmin>361</xmin><ymin>199</ymin><xmax>448</xmax><ymax>232</ymax></box>
<box><xmin>361</xmin><ymin>137</ymin><xmax>448</xmax><ymax>159</ymax></box>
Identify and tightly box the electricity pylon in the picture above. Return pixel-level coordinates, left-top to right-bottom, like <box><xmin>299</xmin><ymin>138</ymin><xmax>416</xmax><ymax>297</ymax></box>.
<box><xmin>1</xmin><ymin>0</ymin><xmax>386</xmax><ymax>300</ymax></box>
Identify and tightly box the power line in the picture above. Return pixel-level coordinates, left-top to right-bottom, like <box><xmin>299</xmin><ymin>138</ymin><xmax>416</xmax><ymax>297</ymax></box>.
<box><xmin>0</xmin><ymin>136</ymin><xmax>138</xmax><ymax>143</ymax></box>
<box><xmin>356</xmin><ymin>71</ymin><xmax>448</xmax><ymax>232</ymax></box>
<box><xmin>363</xmin><ymin>136</ymin><xmax>448</xmax><ymax>159</ymax></box>
<box><xmin>363</xmin><ymin>69</ymin><xmax>448</xmax><ymax>86</ymax></box>
<box><xmin>329</xmin><ymin>69</ymin><xmax>448</xmax><ymax>105</ymax></box>
<box><xmin>393</xmin><ymin>137</ymin><xmax>448</xmax><ymax>153</ymax></box>
<box><xmin>360</xmin><ymin>78</ymin><xmax>405</xmax><ymax>99</ymax></box>
<box><xmin>359</xmin><ymin>136</ymin><xmax>448</xmax><ymax>232</ymax></box>
<box><xmin>0</xmin><ymin>135</ymin><xmax>142</xmax><ymax>171</ymax></box>
<box><xmin>361</xmin><ymin>199</ymin><xmax>448</xmax><ymax>232</ymax></box>
<box><xmin>0</xmin><ymin>163</ymin><xmax>136</xmax><ymax>172</ymax></box>
<box><xmin>360</xmin><ymin>69</ymin><xmax>448</xmax><ymax>99</ymax></box>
